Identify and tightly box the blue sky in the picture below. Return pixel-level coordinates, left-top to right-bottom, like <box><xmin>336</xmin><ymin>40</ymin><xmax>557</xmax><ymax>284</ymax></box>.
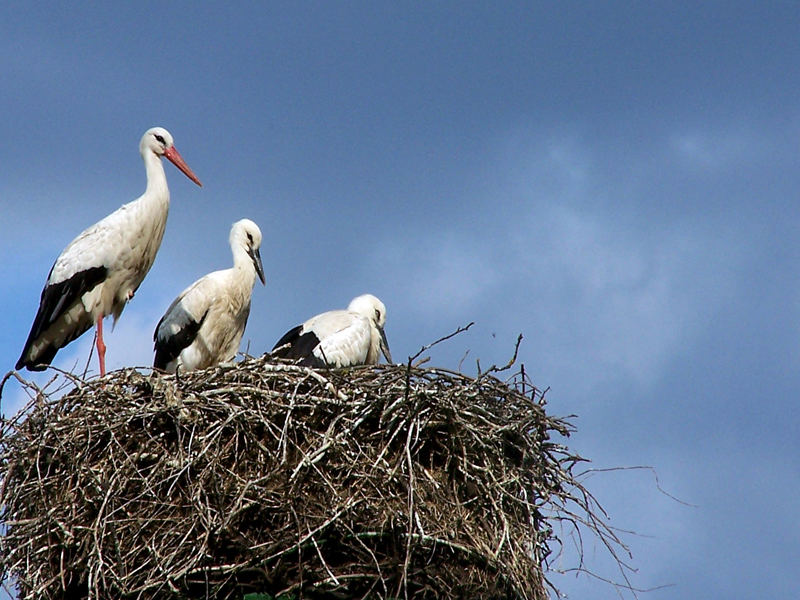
<box><xmin>1</xmin><ymin>2</ymin><xmax>799</xmax><ymax>598</ymax></box>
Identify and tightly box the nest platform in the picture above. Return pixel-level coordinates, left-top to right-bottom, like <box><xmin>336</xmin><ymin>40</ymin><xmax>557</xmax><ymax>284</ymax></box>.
<box><xmin>0</xmin><ymin>357</ymin><xmax>595</xmax><ymax>599</ymax></box>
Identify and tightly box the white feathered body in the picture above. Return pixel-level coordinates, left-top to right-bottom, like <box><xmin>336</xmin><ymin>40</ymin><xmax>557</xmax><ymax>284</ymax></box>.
<box><xmin>301</xmin><ymin>310</ymin><xmax>377</xmax><ymax>366</ymax></box>
<box><xmin>16</xmin><ymin>127</ymin><xmax>201</xmax><ymax>373</ymax></box>
<box><xmin>17</xmin><ymin>158</ymin><xmax>169</xmax><ymax>368</ymax></box>
<box><xmin>272</xmin><ymin>294</ymin><xmax>391</xmax><ymax>368</ymax></box>
<box><xmin>153</xmin><ymin>219</ymin><xmax>264</xmax><ymax>373</ymax></box>
<box><xmin>155</xmin><ymin>268</ymin><xmax>254</xmax><ymax>372</ymax></box>
<box><xmin>56</xmin><ymin>189</ymin><xmax>168</xmax><ymax>319</ymax></box>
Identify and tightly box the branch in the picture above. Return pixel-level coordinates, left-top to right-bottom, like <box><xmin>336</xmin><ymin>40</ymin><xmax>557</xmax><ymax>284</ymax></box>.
<box><xmin>407</xmin><ymin>321</ymin><xmax>474</xmax><ymax>366</ymax></box>
<box><xmin>477</xmin><ymin>333</ymin><xmax>523</xmax><ymax>380</ymax></box>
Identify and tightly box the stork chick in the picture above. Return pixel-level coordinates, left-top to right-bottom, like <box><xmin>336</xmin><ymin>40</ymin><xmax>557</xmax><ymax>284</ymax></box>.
<box><xmin>153</xmin><ymin>219</ymin><xmax>266</xmax><ymax>373</ymax></box>
<box><xmin>272</xmin><ymin>294</ymin><xmax>392</xmax><ymax>367</ymax></box>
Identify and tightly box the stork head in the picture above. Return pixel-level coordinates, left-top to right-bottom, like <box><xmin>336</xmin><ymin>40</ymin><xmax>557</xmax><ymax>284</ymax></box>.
<box><xmin>348</xmin><ymin>294</ymin><xmax>392</xmax><ymax>363</ymax></box>
<box><xmin>231</xmin><ymin>218</ymin><xmax>266</xmax><ymax>285</ymax></box>
<box><xmin>140</xmin><ymin>127</ymin><xmax>202</xmax><ymax>186</ymax></box>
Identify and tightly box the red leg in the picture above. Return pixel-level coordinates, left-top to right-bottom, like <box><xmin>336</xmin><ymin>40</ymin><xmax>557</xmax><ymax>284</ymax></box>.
<box><xmin>96</xmin><ymin>314</ymin><xmax>107</xmax><ymax>377</ymax></box>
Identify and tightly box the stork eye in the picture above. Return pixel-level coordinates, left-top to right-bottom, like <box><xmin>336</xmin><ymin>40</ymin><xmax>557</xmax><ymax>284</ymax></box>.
<box><xmin>154</xmin><ymin>134</ymin><xmax>166</xmax><ymax>144</ymax></box>
<box><xmin>246</xmin><ymin>233</ymin><xmax>253</xmax><ymax>243</ymax></box>
<box><xmin>375</xmin><ymin>310</ymin><xmax>381</xmax><ymax>321</ymax></box>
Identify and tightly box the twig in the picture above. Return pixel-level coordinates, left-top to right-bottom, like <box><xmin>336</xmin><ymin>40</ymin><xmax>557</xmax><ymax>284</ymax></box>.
<box><xmin>577</xmin><ymin>465</ymin><xmax>697</xmax><ymax>508</ymax></box>
<box><xmin>477</xmin><ymin>333</ymin><xmax>523</xmax><ymax>380</ymax></box>
<box><xmin>407</xmin><ymin>322</ymin><xmax>474</xmax><ymax>365</ymax></box>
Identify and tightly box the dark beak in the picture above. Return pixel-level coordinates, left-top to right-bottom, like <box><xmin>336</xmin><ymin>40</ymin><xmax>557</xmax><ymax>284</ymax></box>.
<box><xmin>250</xmin><ymin>247</ymin><xmax>266</xmax><ymax>285</ymax></box>
<box><xmin>379</xmin><ymin>326</ymin><xmax>392</xmax><ymax>364</ymax></box>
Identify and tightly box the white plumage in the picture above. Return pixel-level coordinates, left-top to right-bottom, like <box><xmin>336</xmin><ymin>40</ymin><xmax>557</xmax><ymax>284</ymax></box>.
<box><xmin>272</xmin><ymin>294</ymin><xmax>392</xmax><ymax>367</ymax></box>
<box><xmin>16</xmin><ymin>127</ymin><xmax>202</xmax><ymax>376</ymax></box>
<box><xmin>153</xmin><ymin>219</ymin><xmax>266</xmax><ymax>373</ymax></box>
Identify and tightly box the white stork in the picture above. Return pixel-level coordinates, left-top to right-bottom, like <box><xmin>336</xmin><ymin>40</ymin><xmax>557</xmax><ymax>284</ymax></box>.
<box><xmin>153</xmin><ymin>219</ymin><xmax>266</xmax><ymax>373</ymax></box>
<box><xmin>15</xmin><ymin>127</ymin><xmax>202</xmax><ymax>376</ymax></box>
<box><xmin>272</xmin><ymin>294</ymin><xmax>392</xmax><ymax>367</ymax></box>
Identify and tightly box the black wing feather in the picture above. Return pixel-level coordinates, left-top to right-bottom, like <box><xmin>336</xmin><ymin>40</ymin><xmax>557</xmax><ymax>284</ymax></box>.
<box><xmin>153</xmin><ymin>309</ymin><xmax>209</xmax><ymax>370</ymax></box>
<box><xmin>271</xmin><ymin>324</ymin><xmax>303</xmax><ymax>352</ymax></box>
<box><xmin>271</xmin><ymin>326</ymin><xmax>326</xmax><ymax>367</ymax></box>
<box><xmin>16</xmin><ymin>265</ymin><xmax>107</xmax><ymax>371</ymax></box>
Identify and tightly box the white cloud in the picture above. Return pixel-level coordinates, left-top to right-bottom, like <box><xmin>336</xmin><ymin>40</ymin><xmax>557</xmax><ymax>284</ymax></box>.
<box><xmin>668</xmin><ymin>126</ymin><xmax>769</xmax><ymax>171</ymax></box>
<box><xmin>378</xmin><ymin>231</ymin><xmax>502</xmax><ymax>317</ymax></box>
<box><xmin>373</xmin><ymin>131</ymin><xmax>747</xmax><ymax>395</ymax></box>
<box><xmin>511</xmin><ymin>205</ymin><xmax>705</xmax><ymax>389</ymax></box>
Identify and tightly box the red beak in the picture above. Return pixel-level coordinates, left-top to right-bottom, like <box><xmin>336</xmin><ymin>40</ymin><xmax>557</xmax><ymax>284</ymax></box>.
<box><xmin>163</xmin><ymin>146</ymin><xmax>202</xmax><ymax>187</ymax></box>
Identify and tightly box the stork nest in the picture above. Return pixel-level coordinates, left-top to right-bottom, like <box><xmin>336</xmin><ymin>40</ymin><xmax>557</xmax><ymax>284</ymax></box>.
<box><xmin>0</xmin><ymin>355</ymin><xmax>615</xmax><ymax>600</ymax></box>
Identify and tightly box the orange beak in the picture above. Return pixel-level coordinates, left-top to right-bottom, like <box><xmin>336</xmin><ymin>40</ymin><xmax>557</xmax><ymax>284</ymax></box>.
<box><xmin>163</xmin><ymin>146</ymin><xmax>202</xmax><ymax>187</ymax></box>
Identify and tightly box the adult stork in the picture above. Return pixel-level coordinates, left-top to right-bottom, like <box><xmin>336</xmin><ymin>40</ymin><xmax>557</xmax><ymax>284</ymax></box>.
<box><xmin>153</xmin><ymin>219</ymin><xmax>266</xmax><ymax>373</ymax></box>
<box><xmin>15</xmin><ymin>127</ymin><xmax>202</xmax><ymax>376</ymax></box>
<box><xmin>272</xmin><ymin>294</ymin><xmax>392</xmax><ymax>367</ymax></box>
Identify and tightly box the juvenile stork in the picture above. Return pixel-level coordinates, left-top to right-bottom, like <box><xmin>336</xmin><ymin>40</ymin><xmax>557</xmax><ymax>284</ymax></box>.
<box><xmin>272</xmin><ymin>294</ymin><xmax>392</xmax><ymax>367</ymax></box>
<box><xmin>15</xmin><ymin>127</ymin><xmax>202</xmax><ymax>376</ymax></box>
<box><xmin>153</xmin><ymin>219</ymin><xmax>266</xmax><ymax>373</ymax></box>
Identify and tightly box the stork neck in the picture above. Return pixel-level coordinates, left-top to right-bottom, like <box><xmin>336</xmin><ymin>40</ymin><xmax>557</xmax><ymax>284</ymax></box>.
<box><xmin>143</xmin><ymin>151</ymin><xmax>170</xmax><ymax>201</ymax></box>
<box><xmin>232</xmin><ymin>246</ymin><xmax>258</xmax><ymax>286</ymax></box>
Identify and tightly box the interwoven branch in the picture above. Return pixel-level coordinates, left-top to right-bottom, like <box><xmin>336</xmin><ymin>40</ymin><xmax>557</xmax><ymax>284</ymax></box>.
<box><xmin>0</xmin><ymin>356</ymin><xmax>616</xmax><ymax>599</ymax></box>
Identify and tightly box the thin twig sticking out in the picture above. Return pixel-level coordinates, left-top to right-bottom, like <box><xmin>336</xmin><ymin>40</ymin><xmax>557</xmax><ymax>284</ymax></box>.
<box><xmin>408</xmin><ymin>322</ymin><xmax>475</xmax><ymax>366</ymax></box>
<box><xmin>476</xmin><ymin>333</ymin><xmax>523</xmax><ymax>380</ymax></box>
<box><xmin>404</xmin><ymin>322</ymin><xmax>474</xmax><ymax>403</ymax></box>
